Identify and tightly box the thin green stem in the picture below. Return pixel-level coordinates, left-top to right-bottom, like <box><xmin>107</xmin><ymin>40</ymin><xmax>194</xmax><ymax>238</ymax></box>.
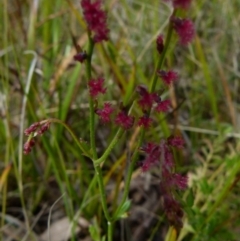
<box><xmin>94</xmin><ymin>164</ymin><xmax>111</xmax><ymax>221</ymax></box>
<box><xmin>94</xmin><ymin>128</ymin><xmax>124</xmax><ymax>165</ymax></box>
<box><xmin>86</xmin><ymin>36</ymin><xmax>98</xmax><ymax>159</ymax></box>
<box><xmin>85</xmin><ymin>34</ymin><xmax>112</xmax><ymax>240</ymax></box>
<box><xmin>107</xmin><ymin>221</ymin><xmax>113</xmax><ymax>241</ymax></box>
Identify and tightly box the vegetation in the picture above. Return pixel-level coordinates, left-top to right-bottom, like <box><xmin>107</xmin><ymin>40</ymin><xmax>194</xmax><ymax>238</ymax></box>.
<box><xmin>0</xmin><ymin>0</ymin><xmax>240</xmax><ymax>240</ymax></box>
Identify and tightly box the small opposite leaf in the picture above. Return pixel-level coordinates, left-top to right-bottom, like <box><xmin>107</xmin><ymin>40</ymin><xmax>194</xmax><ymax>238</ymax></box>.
<box><xmin>89</xmin><ymin>218</ymin><xmax>101</xmax><ymax>241</ymax></box>
<box><xmin>114</xmin><ymin>200</ymin><xmax>131</xmax><ymax>220</ymax></box>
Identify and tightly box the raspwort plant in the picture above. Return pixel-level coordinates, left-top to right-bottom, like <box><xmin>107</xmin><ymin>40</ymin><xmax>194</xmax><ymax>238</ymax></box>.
<box><xmin>24</xmin><ymin>0</ymin><xmax>195</xmax><ymax>240</ymax></box>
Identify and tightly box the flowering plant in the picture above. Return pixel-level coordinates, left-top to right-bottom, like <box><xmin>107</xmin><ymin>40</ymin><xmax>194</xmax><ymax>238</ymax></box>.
<box><xmin>24</xmin><ymin>0</ymin><xmax>195</xmax><ymax>239</ymax></box>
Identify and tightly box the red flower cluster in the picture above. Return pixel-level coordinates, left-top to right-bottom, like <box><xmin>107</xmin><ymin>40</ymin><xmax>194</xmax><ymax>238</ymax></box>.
<box><xmin>139</xmin><ymin>143</ymin><xmax>160</xmax><ymax>171</ymax></box>
<box><xmin>167</xmin><ymin>135</ymin><xmax>185</xmax><ymax>149</ymax></box>
<box><xmin>24</xmin><ymin>122</ymin><xmax>50</xmax><ymax>136</ymax></box>
<box><xmin>81</xmin><ymin>0</ymin><xmax>109</xmax><ymax>42</ymax></box>
<box><xmin>140</xmin><ymin>138</ymin><xmax>187</xmax><ymax>228</ymax></box>
<box><xmin>95</xmin><ymin>103</ymin><xmax>114</xmax><ymax>123</ymax></box>
<box><xmin>23</xmin><ymin>121</ymin><xmax>51</xmax><ymax>154</ymax></box>
<box><xmin>155</xmin><ymin>99</ymin><xmax>171</xmax><ymax>113</ymax></box>
<box><xmin>172</xmin><ymin>17</ymin><xmax>195</xmax><ymax>45</ymax></box>
<box><xmin>24</xmin><ymin>122</ymin><xmax>40</xmax><ymax>136</ymax></box>
<box><xmin>136</xmin><ymin>85</ymin><xmax>171</xmax><ymax>113</ymax></box>
<box><xmin>162</xmin><ymin>194</ymin><xmax>184</xmax><ymax>228</ymax></box>
<box><xmin>157</xmin><ymin>70</ymin><xmax>178</xmax><ymax>86</ymax></box>
<box><xmin>140</xmin><ymin>138</ymin><xmax>186</xmax><ymax>174</ymax></box>
<box><xmin>88</xmin><ymin>78</ymin><xmax>106</xmax><ymax>98</ymax></box>
<box><xmin>137</xmin><ymin>85</ymin><xmax>159</xmax><ymax>110</ymax></box>
<box><xmin>23</xmin><ymin>139</ymin><xmax>35</xmax><ymax>155</ymax></box>
<box><xmin>138</xmin><ymin>115</ymin><xmax>153</xmax><ymax>129</ymax></box>
<box><xmin>115</xmin><ymin>111</ymin><xmax>134</xmax><ymax>130</ymax></box>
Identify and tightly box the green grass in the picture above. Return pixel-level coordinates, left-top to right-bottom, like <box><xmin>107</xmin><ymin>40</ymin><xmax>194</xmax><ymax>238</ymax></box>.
<box><xmin>0</xmin><ymin>0</ymin><xmax>240</xmax><ymax>240</ymax></box>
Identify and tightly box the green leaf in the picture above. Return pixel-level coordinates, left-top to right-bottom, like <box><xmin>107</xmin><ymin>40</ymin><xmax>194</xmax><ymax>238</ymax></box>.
<box><xmin>89</xmin><ymin>225</ymin><xmax>100</xmax><ymax>241</ymax></box>
<box><xmin>199</xmin><ymin>178</ymin><xmax>213</xmax><ymax>195</ymax></box>
<box><xmin>89</xmin><ymin>217</ymin><xmax>101</xmax><ymax>241</ymax></box>
<box><xmin>114</xmin><ymin>200</ymin><xmax>131</xmax><ymax>220</ymax></box>
<box><xmin>101</xmin><ymin>236</ymin><xmax>106</xmax><ymax>241</ymax></box>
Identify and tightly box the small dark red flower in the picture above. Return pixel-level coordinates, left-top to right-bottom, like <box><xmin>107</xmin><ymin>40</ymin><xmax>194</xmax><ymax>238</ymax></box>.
<box><xmin>24</xmin><ymin>121</ymin><xmax>50</xmax><ymax>136</ymax></box>
<box><xmin>23</xmin><ymin>139</ymin><xmax>35</xmax><ymax>155</ymax></box>
<box><xmin>140</xmin><ymin>143</ymin><xmax>161</xmax><ymax>172</ymax></box>
<box><xmin>157</xmin><ymin>70</ymin><xmax>178</xmax><ymax>86</ymax></box>
<box><xmin>88</xmin><ymin>78</ymin><xmax>106</xmax><ymax>98</ymax></box>
<box><xmin>74</xmin><ymin>51</ymin><xmax>87</xmax><ymax>63</ymax></box>
<box><xmin>24</xmin><ymin>122</ymin><xmax>40</xmax><ymax>136</ymax></box>
<box><xmin>171</xmin><ymin>174</ymin><xmax>188</xmax><ymax>190</ymax></box>
<box><xmin>155</xmin><ymin>100</ymin><xmax>171</xmax><ymax>112</ymax></box>
<box><xmin>115</xmin><ymin>111</ymin><xmax>134</xmax><ymax>130</ymax></box>
<box><xmin>156</xmin><ymin>35</ymin><xmax>164</xmax><ymax>54</ymax></box>
<box><xmin>138</xmin><ymin>116</ymin><xmax>153</xmax><ymax>129</ymax></box>
<box><xmin>96</xmin><ymin>103</ymin><xmax>114</xmax><ymax>123</ymax></box>
<box><xmin>81</xmin><ymin>0</ymin><xmax>109</xmax><ymax>42</ymax></box>
<box><xmin>162</xmin><ymin>194</ymin><xmax>184</xmax><ymax>228</ymax></box>
<box><xmin>136</xmin><ymin>85</ymin><xmax>159</xmax><ymax>110</ymax></box>
<box><xmin>37</xmin><ymin>122</ymin><xmax>50</xmax><ymax>135</ymax></box>
<box><xmin>140</xmin><ymin>142</ymin><xmax>158</xmax><ymax>154</ymax></box>
<box><xmin>136</xmin><ymin>85</ymin><xmax>148</xmax><ymax>96</ymax></box>
<box><xmin>167</xmin><ymin>136</ymin><xmax>185</xmax><ymax>149</ymax></box>
<box><xmin>158</xmin><ymin>142</ymin><xmax>174</xmax><ymax>168</ymax></box>
<box><xmin>141</xmin><ymin>154</ymin><xmax>159</xmax><ymax>172</ymax></box>
<box><xmin>172</xmin><ymin>17</ymin><xmax>195</xmax><ymax>45</ymax></box>
<box><xmin>164</xmin><ymin>148</ymin><xmax>174</xmax><ymax>168</ymax></box>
